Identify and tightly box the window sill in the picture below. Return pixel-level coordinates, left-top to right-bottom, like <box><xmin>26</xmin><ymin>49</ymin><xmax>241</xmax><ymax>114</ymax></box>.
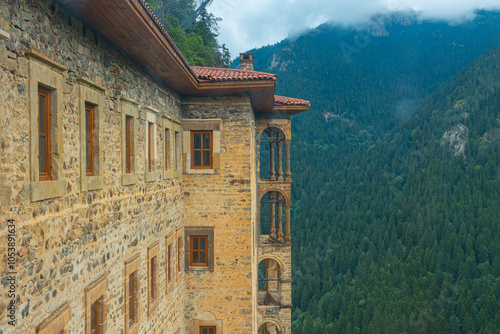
<box><xmin>187</xmin><ymin>266</ymin><xmax>212</xmax><ymax>273</ymax></box>
<box><xmin>145</xmin><ymin>171</ymin><xmax>159</xmax><ymax>183</ymax></box>
<box><xmin>122</xmin><ymin>173</ymin><xmax>138</xmax><ymax>186</ymax></box>
<box><xmin>185</xmin><ymin>168</ymin><xmax>215</xmax><ymax>175</ymax></box>
<box><xmin>148</xmin><ymin>300</ymin><xmax>159</xmax><ymax>317</ymax></box>
<box><xmin>127</xmin><ymin>322</ymin><xmax>140</xmax><ymax>334</ymax></box>
<box><xmin>31</xmin><ymin>180</ymin><xmax>65</xmax><ymax>202</ymax></box>
<box><xmin>81</xmin><ymin>175</ymin><xmax>104</xmax><ymax>192</ymax></box>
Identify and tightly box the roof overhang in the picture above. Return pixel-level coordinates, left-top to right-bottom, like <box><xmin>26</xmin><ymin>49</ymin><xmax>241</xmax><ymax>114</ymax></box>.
<box><xmin>58</xmin><ymin>0</ymin><xmax>305</xmax><ymax>114</ymax></box>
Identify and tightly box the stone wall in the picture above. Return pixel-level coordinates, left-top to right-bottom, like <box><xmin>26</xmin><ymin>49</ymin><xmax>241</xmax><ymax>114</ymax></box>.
<box><xmin>181</xmin><ymin>96</ymin><xmax>258</xmax><ymax>334</ymax></box>
<box><xmin>0</xmin><ymin>0</ymin><xmax>185</xmax><ymax>332</ymax></box>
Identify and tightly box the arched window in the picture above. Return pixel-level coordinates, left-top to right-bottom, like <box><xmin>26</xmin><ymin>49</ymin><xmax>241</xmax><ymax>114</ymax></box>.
<box><xmin>260</xmin><ymin>190</ymin><xmax>289</xmax><ymax>243</ymax></box>
<box><xmin>258</xmin><ymin>259</ymin><xmax>281</xmax><ymax>306</ymax></box>
<box><xmin>259</xmin><ymin>127</ymin><xmax>289</xmax><ymax>181</ymax></box>
<box><xmin>258</xmin><ymin>321</ymin><xmax>282</xmax><ymax>334</ymax></box>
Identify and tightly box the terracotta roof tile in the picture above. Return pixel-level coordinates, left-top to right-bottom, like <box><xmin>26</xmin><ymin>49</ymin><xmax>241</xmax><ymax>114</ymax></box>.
<box><xmin>192</xmin><ymin>67</ymin><xmax>277</xmax><ymax>82</ymax></box>
<box><xmin>274</xmin><ymin>95</ymin><xmax>311</xmax><ymax>107</ymax></box>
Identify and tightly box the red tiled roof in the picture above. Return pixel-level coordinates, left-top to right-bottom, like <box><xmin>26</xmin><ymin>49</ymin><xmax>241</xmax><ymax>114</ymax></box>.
<box><xmin>274</xmin><ymin>95</ymin><xmax>311</xmax><ymax>107</ymax></box>
<box><xmin>192</xmin><ymin>67</ymin><xmax>278</xmax><ymax>82</ymax></box>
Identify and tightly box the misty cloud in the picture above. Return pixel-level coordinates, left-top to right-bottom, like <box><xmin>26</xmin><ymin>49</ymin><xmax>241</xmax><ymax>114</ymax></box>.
<box><xmin>208</xmin><ymin>0</ymin><xmax>500</xmax><ymax>56</ymax></box>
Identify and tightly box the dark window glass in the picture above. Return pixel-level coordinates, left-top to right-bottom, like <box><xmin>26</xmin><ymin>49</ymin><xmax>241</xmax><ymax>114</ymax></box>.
<box><xmin>194</xmin><ymin>133</ymin><xmax>201</xmax><ymax>149</ymax></box>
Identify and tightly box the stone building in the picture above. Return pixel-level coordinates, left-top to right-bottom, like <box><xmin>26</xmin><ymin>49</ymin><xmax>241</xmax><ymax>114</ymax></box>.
<box><xmin>0</xmin><ymin>0</ymin><xmax>309</xmax><ymax>333</ymax></box>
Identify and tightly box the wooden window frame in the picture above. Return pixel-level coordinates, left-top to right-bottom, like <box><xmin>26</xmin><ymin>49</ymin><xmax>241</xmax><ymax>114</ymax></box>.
<box><xmin>189</xmin><ymin>235</ymin><xmax>208</xmax><ymax>267</ymax></box>
<box><xmin>167</xmin><ymin>242</ymin><xmax>174</xmax><ymax>284</ymax></box>
<box><xmin>128</xmin><ymin>271</ymin><xmax>138</xmax><ymax>328</ymax></box>
<box><xmin>148</xmin><ymin>122</ymin><xmax>154</xmax><ymax>173</ymax></box>
<box><xmin>175</xmin><ymin>131</ymin><xmax>181</xmax><ymax>170</ymax></box>
<box><xmin>38</xmin><ymin>86</ymin><xmax>51</xmax><ymax>181</ymax></box>
<box><xmin>124</xmin><ymin>255</ymin><xmax>140</xmax><ymax>334</ymax></box>
<box><xmin>85</xmin><ymin>103</ymin><xmax>95</xmax><ymax>176</ymax></box>
<box><xmin>125</xmin><ymin>116</ymin><xmax>132</xmax><ymax>174</ymax></box>
<box><xmin>85</xmin><ymin>275</ymin><xmax>108</xmax><ymax>334</ymax></box>
<box><xmin>147</xmin><ymin>243</ymin><xmax>160</xmax><ymax>316</ymax></box>
<box><xmin>177</xmin><ymin>236</ymin><xmax>182</xmax><ymax>273</ymax></box>
<box><xmin>165</xmin><ymin>127</ymin><xmax>171</xmax><ymax>171</ymax></box>
<box><xmin>199</xmin><ymin>326</ymin><xmax>217</xmax><ymax>334</ymax></box>
<box><xmin>79</xmin><ymin>77</ymin><xmax>105</xmax><ymax>192</ymax></box>
<box><xmin>190</xmin><ymin>131</ymin><xmax>213</xmax><ymax>169</ymax></box>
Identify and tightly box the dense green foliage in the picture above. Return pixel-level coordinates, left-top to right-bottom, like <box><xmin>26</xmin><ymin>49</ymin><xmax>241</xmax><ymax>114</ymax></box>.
<box><xmin>148</xmin><ymin>0</ymin><xmax>230</xmax><ymax>67</ymax></box>
<box><xmin>243</xmin><ymin>12</ymin><xmax>500</xmax><ymax>333</ymax></box>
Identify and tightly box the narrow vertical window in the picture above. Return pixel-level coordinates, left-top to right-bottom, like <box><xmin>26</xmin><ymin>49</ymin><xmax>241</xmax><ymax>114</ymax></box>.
<box><xmin>165</xmin><ymin>128</ymin><xmax>170</xmax><ymax>171</ymax></box>
<box><xmin>175</xmin><ymin>131</ymin><xmax>180</xmax><ymax>170</ymax></box>
<box><xmin>167</xmin><ymin>243</ymin><xmax>173</xmax><ymax>283</ymax></box>
<box><xmin>125</xmin><ymin>116</ymin><xmax>132</xmax><ymax>174</ymax></box>
<box><xmin>177</xmin><ymin>236</ymin><xmax>182</xmax><ymax>273</ymax></box>
<box><xmin>148</xmin><ymin>122</ymin><xmax>154</xmax><ymax>172</ymax></box>
<box><xmin>191</xmin><ymin>131</ymin><xmax>212</xmax><ymax>169</ymax></box>
<box><xmin>38</xmin><ymin>87</ymin><xmax>51</xmax><ymax>181</ymax></box>
<box><xmin>190</xmin><ymin>236</ymin><xmax>208</xmax><ymax>266</ymax></box>
<box><xmin>90</xmin><ymin>296</ymin><xmax>103</xmax><ymax>334</ymax></box>
<box><xmin>150</xmin><ymin>255</ymin><xmax>158</xmax><ymax>304</ymax></box>
<box><xmin>85</xmin><ymin>104</ymin><xmax>95</xmax><ymax>176</ymax></box>
<box><xmin>128</xmin><ymin>270</ymin><xmax>138</xmax><ymax>327</ymax></box>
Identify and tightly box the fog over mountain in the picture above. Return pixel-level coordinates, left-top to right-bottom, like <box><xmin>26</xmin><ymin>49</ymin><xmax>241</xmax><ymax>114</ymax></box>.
<box><xmin>208</xmin><ymin>0</ymin><xmax>500</xmax><ymax>55</ymax></box>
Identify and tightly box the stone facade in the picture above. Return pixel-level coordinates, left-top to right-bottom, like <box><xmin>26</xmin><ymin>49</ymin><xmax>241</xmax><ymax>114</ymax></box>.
<box><xmin>0</xmin><ymin>1</ymin><xmax>309</xmax><ymax>333</ymax></box>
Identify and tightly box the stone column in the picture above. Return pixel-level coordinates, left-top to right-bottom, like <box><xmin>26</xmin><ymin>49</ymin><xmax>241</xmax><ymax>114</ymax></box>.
<box><xmin>285</xmin><ymin>202</ymin><xmax>291</xmax><ymax>244</ymax></box>
<box><xmin>277</xmin><ymin>193</ymin><xmax>284</xmax><ymax>242</ymax></box>
<box><xmin>269</xmin><ymin>134</ymin><xmax>276</xmax><ymax>181</ymax></box>
<box><xmin>257</xmin><ymin>139</ymin><xmax>261</xmax><ymax>179</ymax></box>
<box><xmin>267</xmin><ymin>258</ymin><xmax>278</xmax><ymax>292</ymax></box>
<box><xmin>277</xmin><ymin>133</ymin><xmax>283</xmax><ymax>181</ymax></box>
<box><xmin>285</xmin><ymin>140</ymin><xmax>291</xmax><ymax>181</ymax></box>
<box><xmin>269</xmin><ymin>192</ymin><xmax>276</xmax><ymax>239</ymax></box>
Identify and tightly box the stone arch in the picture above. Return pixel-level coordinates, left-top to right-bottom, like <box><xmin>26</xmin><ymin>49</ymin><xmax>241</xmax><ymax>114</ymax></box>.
<box><xmin>259</xmin><ymin>255</ymin><xmax>286</xmax><ymax>273</ymax></box>
<box><xmin>199</xmin><ymin>310</ymin><xmax>217</xmax><ymax>321</ymax></box>
<box><xmin>258</xmin><ymin>319</ymin><xmax>284</xmax><ymax>334</ymax></box>
<box><xmin>257</xmin><ymin>124</ymin><xmax>289</xmax><ymax>142</ymax></box>
<box><xmin>258</xmin><ymin>188</ymin><xmax>290</xmax><ymax>206</ymax></box>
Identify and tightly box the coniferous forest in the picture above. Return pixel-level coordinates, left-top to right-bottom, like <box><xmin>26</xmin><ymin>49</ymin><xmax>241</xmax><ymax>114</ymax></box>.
<box><xmin>237</xmin><ymin>11</ymin><xmax>500</xmax><ymax>333</ymax></box>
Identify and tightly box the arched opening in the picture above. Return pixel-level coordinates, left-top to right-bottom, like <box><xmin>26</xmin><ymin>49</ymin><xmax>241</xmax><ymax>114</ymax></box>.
<box><xmin>258</xmin><ymin>321</ymin><xmax>282</xmax><ymax>334</ymax></box>
<box><xmin>258</xmin><ymin>258</ymin><xmax>281</xmax><ymax>306</ymax></box>
<box><xmin>260</xmin><ymin>190</ymin><xmax>288</xmax><ymax>243</ymax></box>
<box><xmin>259</xmin><ymin>127</ymin><xmax>289</xmax><ymax>181</ymax></box>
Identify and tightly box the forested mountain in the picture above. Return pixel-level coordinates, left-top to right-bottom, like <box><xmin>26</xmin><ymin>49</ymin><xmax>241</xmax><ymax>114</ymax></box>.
<box><xmin>148</xmin><ymin>0</ymin><xmax>231</xmax><ymax>66</ymax></box>
<box><xmin>239</xmin><ymin>11</ymin><xmax>500</xmax><ymax>333</ymax></box>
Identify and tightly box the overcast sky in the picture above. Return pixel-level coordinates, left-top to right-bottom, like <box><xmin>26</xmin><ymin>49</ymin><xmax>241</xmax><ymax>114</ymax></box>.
<box><xmin>207</xmin><ymin>0</ymin><xmax>500</xmax><ymax>56</ymax></box>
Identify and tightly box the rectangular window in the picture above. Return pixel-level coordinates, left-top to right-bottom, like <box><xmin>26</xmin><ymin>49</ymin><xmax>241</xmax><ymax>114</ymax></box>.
<box><xmin>85</xmin><ymin>275</ymin><xmax>107</xmax><ymax>334</ymax></box>
<box><xmin>191</xmin><ymin>131</ymin><xmax>212</xmax><ymax>169</ymax></box>
<box><xmin>125</xmin><ymin>116</ymin><xmax>132</xmax><ymax>174</ymax></box>
<box><xmin>128</xmin><ymin>270</ymin><xmax>138</xmax><ymax>327</ymax></box>
<box><xmin>148</xmin><ymin>122</ymin><xmax>154</xmax><ymax>172</ymax></box>
<box><xmin>85</xmin><ymin>104</ymin><xmax>95</xmax><ymax>176</ymax></box>
<box><xmin>175</xmin><ymin>131</ymin><xmax>180</xmax><ymax>170</ymax></box>
<box><xmin>38</xmin><ymin>87</ymin><xmax>51</xmax><ymax>181</ymax></box>
<box><xmin>90</xmin><ymin>296</ymin><xmax>103</xmax><ymax>334</ymax></box>
<box><xmin>177</xmin><ymin>236</ymin><xmax>182</xmax><ymax>273</ymax></box>
<box><xmin>165</xmin><ymin>128</ymin><xmax>170</xmax><ymax>171</ymax></box>
<box><xmin>150</xmin><ymin>255</ymin><xmax>158</xmax><ymax>304</ymax></box>
<box><xmin>190</xmin><ymin>236</ymin><xmax>208</xmax><ymax>267</ymax></box>
<box><xmin>167</xmin><ymin>243</ymin><xmax>173</xmax><ymax>283</ymax></box>
<box><xmin>200</xmin><ymin>326</ymin><xmax>216</xmax><ymax>334</ymax></box>
<box><xmin>36</xmin><ymin>303</ymin><xmax>71</xmax><ymax>334</ymax></box>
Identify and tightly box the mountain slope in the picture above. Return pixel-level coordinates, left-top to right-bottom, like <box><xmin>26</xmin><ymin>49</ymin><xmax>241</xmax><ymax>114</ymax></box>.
<box><xmin>291</xmin><ymin>45</ymin><xmax>500</xmax><ymax>334</ymax></box>
<box><xmin>241</xmin><ymin>12</ymin><xmax>500</xmax><ymax>334</ymax></box>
